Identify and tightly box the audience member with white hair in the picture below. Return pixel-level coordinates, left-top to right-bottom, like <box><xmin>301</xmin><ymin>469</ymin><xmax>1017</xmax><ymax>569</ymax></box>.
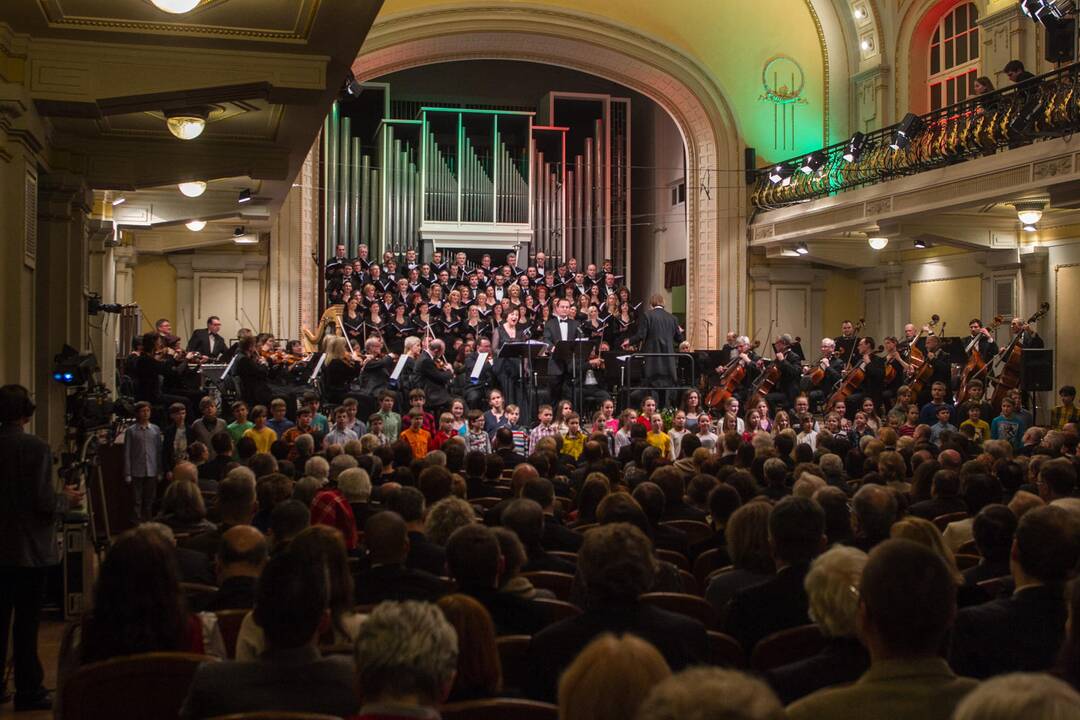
<box><xmin>952</xmin><ymin>672</ymin><xmax>1080</xmax><ymax>720</ymax></box>
<box><xmin>636</xmin><ymin>667</ymin><xmax>785</xmax><ymax>720</ymax></box>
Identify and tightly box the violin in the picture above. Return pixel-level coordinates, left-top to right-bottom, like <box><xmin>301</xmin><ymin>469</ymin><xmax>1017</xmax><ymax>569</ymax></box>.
<box><xmin>704</xmin><ymin>340</ymin><xmax>760</xmax><ymax>409</ymax></box>
<box><xmin>956</xmin><ymin>314</ymin><xmax>1005</xmax><ymax>405</ymax></box>
<box><xmin>988</xmin><ymin>302</ymin><xmax>1049</xmax><ymax>410</ymax></box>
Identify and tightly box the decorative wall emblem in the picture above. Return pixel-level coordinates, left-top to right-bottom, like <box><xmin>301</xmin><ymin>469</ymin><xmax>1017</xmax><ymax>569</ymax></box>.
<box><xmin>759</xmin><ymin>55</ymin><xmax>808</xmax><ymax>151</ymax></box>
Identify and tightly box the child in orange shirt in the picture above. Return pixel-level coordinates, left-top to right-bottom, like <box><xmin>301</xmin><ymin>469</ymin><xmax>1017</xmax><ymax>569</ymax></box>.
<box><xmin>399</xmin><ymin>409</ymin><xmax>431</xmax><ymax>460</ymax></box>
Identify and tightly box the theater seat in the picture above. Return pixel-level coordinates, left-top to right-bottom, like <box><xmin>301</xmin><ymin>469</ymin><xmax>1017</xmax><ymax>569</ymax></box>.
<box><xmin>707</xmin><ymin>630</ymin><xmax>746</xmax><ymax>668</ymax></box>
<box><xmin>933</xmin><ymin>511</ymin><xmax>968</xmax><ymax>532</ymax></box>
<box><xmin>496</xmin><ymin>635</ymin><xmax>531</xmax><ymax>694</ymax></box>
<box><xmin>750</xmin><ymin>624</ymin><xmax>825</xmax><ymax>671</ymax></box>
<box><xmin>656</xmin><ymin>549</ymin><xmax>691</xmax><ymax>571</ymax></box>
<box><xmin>441</xmin><ymin>698</ymin><xmax>558</xmax><ymax>720</ymax></box>
<box><xmin>661</xmin><ymin>520</ymin><xmax>713</xmax><ymax>547</ymax></box>
<box><xmin>207</xmin><ymin>713</ymin><xmax>343</xmax><ymax>720</ymax></box>
<box><xmin>640</xmin><ymin>592</ymin><xmax>717</xmax><ymax>628</ymax></box>
<box><xmin>532</xmin><ymin>597</ymin><xmax>582</xmax><ymax>627</ymax></box>
<box><xmin>60</xmin><ymin>651</ymin><xmax>216</xmax><ymax>720</ymax></box>
<box><xmin>693</xmin><ymin>548</ymin><xmax>729</xmax><ymax>587</ymax></box>
<box><xmin>521</xmin><ymin>571</ymin><xmax>575</xmax><ymax>600</ymax></box>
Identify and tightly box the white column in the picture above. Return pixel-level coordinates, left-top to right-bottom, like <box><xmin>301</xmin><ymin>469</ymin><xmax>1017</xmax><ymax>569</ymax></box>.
<box><xmin>169</xmin><ymin>255</ymin><xmax>195</xmax><ymax>342</ymax></box>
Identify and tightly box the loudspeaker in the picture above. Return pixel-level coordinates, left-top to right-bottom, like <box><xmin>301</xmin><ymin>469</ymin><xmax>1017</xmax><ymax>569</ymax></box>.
<box><xmin>1021</xmin><ymin>348</ymin><xmax>1054</xmax><ymax>392</ymax></box>
<box><xmin>745</xmin><ymin>147</ymin><xmax>757</xmax><ymax>186</ymax></box>
<box><xmin>1045</xmin><ymin>18</ymin><xmax>1075</xmax><ymax>64</ymax></box>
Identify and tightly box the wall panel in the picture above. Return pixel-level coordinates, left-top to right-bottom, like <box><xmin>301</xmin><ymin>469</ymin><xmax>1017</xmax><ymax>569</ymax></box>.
<box><xmin>909</xmin><ymin>275</ymin><xmax>982</xmax><ymax>338</ymax></box>
<box><xmin>1055</xmin><ymin>264</ymin><xmax>1080</xmax><ymax>391</ymax></box>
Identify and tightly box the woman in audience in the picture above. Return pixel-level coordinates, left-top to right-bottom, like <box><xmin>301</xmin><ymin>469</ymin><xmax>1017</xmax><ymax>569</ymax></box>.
<box><xmin>954</xmin><ymin>672</ymin><xmax>1080</xmax><ymax>720</ymax></box>
<box><xmin>493</xmin><ymin>527</ymin><xmax>554</xmax><ymax>600</ymax></box>
<box><xmin>236</xmin><ymin>525</ymin><xmax>362</xmax><ymax>659</ymax></box>
<box><xmin>889</xmin><ymin>515</ymin><xmax>987</xmax><ymax>607</ymax></box>
<box><xmin>557</xmin><ymin>633</ymin><xmax>671</xmax><ymax>720</ymax></box>
<box><xmin>154</xmin><ymin>477</ymin><xmax>215</xmax><ymax>535</ymax></box>
<box><xmin>763</xmin><ymin>545</ymin><xmax>869</xmax><ymax>704</ymax></box>
<box><xmin>568</xmin><ymin>474</ymin><xmax>610</xmax><ymax>528</ymax></box>
<box><xmin>704</xmin><ymin>500</ymin><xmax>775</xmax><ymax>614</ymax></box>
<box><xmin>436</xmin><ymin>594</ymin><xmax>502</xmax><ymax>702</ymax></box>
<box><xmin>426</xmin><ymin>496</ymin><xmax>479</xmax><ymax>546</ymax></box>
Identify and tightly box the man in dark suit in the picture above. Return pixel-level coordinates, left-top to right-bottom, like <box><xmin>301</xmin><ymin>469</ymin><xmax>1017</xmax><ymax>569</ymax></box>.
<box><xmin>180</xmin><ymin>552</ymin><xmax>357</xmax><ymax>719</ymax></box>
<box><xmin>415</xmin><ymin>339</ymin><xmax>455</xmax><ymax>415</ymax></box>
<box><xmin>626</xmin><ymin>294</ymin><xmax>684</xmax><ymax>406</ymax></box>
<box><xmin>723</xmin><ymin>496</ymin><xmax>826</xmax><ymax>653</ymax></box>
<box><xmin>542</xmin><ymin>297</ymin><xmax>583</xmax><ymax>404</ymax></box>
<box><xmin>522</xmin><ymin>477</ymin><xmax>583</xmax><ymax>553</ymax></box>
<box><xmin>500</xmin><ymin>499</ymin><xmax>576</xmax><ymax>574</ymax></box>
<box><xmin>965</xmin><ymin>318</ymin><xmax>999</xmax><ymax>365</ymax></box>
<box><xmin>192</xmin><ymin>525</ymin><xmax>266</xmax><ymax>612</ymax></box>
<box><xmin>908</xmin><ymin>469</ymin><xmax>967</xmax><ymax>521</ymax></box>
<box><xmin>386</xmin><ymin>487</ymin><xmax>446</xmax><ymax>577</ymax></box>
<box><xmin>186</xmin><ymin>316</ymin><xmax>227</xmax><ymax>359</ymax></box>
<box><xmin>354</xmin><ymin>512</ymin><xmax>448</xmax><ymax>605</ymax></box>
<box><xmin>525</xmin><ymin>523</ymin><xmax>707</xmax><ymax>702</ymax></box>
<box><xmin>949</xmin><ymin>505</ymin><xmax>1080</xmax><ymax>679</ymax></box>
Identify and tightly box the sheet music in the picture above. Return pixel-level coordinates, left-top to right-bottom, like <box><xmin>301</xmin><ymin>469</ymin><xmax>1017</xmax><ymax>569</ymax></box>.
<box><xmin>471</xmin><ymin>352</ymin><xmax>489</xmax><ymax>380</ymax></box>
<box><xmin>390</xmin><ymin>355</ymin><xmax>409</xmax><ymax>381</ymax></box>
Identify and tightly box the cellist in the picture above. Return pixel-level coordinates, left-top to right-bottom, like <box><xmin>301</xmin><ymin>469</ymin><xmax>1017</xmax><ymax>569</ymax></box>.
<box><xmin>842</xmin><ymin>336</ymin><xmax>886</xmax><ymax>417</ymax></box>
<box><xmin>760</xmin><ymin>334</ymin><xmax>803</xmax><ymax>411</ymax></box>
<box><xmin>966</xmin><ymin>318</ymin><xmax>999</xmax><ymax>363</ymax></box>
<box><xmin>806</xmin><ymin>338</ymin><xmax>845</xmax><ymax>412</ymax></box>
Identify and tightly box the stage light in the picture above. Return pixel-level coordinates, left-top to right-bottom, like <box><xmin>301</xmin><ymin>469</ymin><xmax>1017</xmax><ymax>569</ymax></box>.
<box><xmin>178</xmin><ymin>181</ymin><xmax>206</xmax><ymax>198</ymax></box>
<box><xmin>795</xmin><ymin>242</ymin><xmax>810</xmax><ymax>255</ymax></box>
<box><xmin>238</xmin><ymin>188</ymin><xmax>252</xmax><ymax>203</ymax></box>
<box><xmin>344</xmin><ymin>72</ymin><xmax>363</xmax><ymax>97</ymax></box>
<box><xmin>111</xmin><ymin>196</ymin><xmax>126</xmax><ymax>206</ymax></box>
<box><xmin>233</xmin><ymin>226</ymin><xmax>257</xmax><ymax>244</ymax></box>
<box><xmin>890</xmin><ymin>113</ymin><xmax>922</xmax><ymax>151</ymax></box>
<box><xmin>151</xmin><ymin>0</ymin><xmax>201</xmax><ymax>13</ymax></box>
<box><xmin>868</xmin><ymin>236</ymin><xmax>889</xmax><ymax>250</ymax></box>
<box><xmin>165</xmin><ymin>109</ymin><xmax>208</xmax><ymax>140</ymax></box>
<box><xmin>860</xmin><ymin>39</ymin><xmax>872</xmax><ymax>51</ymax></box>
<box><xmin>914</xmin><ymin>238</ymin><xmax>929</xmax><ymax>249</ymax></box>
<box><xmin>842</xmin><ymin>132</ymin><xmax>870</xmax><ymax>162</ymax></box>
<box><xmin>799</xmin><ymin>152</ymin><xmax>825</xmax><ymax>175</ymax></box>
<box><xmin>854</xmin><ymin>7</ymin><xmax>866</xmax><ymax>19</ymax></box>
<box><xmin>186</xmin><ymin>220</ymin><xmax>206</xmax><ymax>232</ymax></box>
<box><xmin>768</xmin><ymin>164</ymin><xmax>793</xmax><ymax>184</ymax></box>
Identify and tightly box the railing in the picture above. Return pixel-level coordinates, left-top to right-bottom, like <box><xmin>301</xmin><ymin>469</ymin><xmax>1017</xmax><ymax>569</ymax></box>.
<box><xmin>750</xmin><ymin>63</ymin><xmax>1080</xmax><ymax>210</ymax></box>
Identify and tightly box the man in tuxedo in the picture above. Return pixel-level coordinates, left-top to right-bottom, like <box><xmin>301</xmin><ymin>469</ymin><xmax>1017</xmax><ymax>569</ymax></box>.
<box><xmin>626</xmin><ymin>294</ymin><xmax>684</xmax><ymax>406</ymax></box>
<box><xmin>966</xmin><ymin>318</ymin><xmax>999</xmax><ymax>361</ymax></box>
<box><xmin>415</xmin><ymin>339</ymin><xmax>455</xmax><ymax>414</ymax></box>
<box><xmin>543</xmin><ymin>298</ymin><xmax>581</xmax><ymax>404</ymax></box>
<box><xmin>949</xmin><ymin>505</ymin><xmax>1080</xmax><ymax>679</ymax></box>
<box><xmin>187</xmin><ymin>316</ymin><xmax>227</xmax><ymax>359</ymax></box>
<box><xmin>460</xmin><ymin>336</ymin><xmax>496</xmax><ymax>411</ymax></box>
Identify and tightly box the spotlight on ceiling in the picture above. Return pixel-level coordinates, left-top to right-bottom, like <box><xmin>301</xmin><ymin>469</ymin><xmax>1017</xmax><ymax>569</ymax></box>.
<box><xmin>795</xmin><ymin>242</ymin><xmax>810</xmax><ymax>255</ymax></box>
<box><xmin>238</xmin><ymin>188</ymin><xmax>252</xmax><ymax>204</ymax></box>
<box><xmin>890</xmin><ymin>113</ymin><xmax>923</xmax><ymax>151</ymax></box>
<box><xmin>111</xmin><ymin>196</ymin><xmax>126</xmax><ymax>206</ymax></box>
<box><xmin>164</xmin><ymin>108</ymin><xmax>209</xmax><ymax>140</ymax></box>
<box><xmin>860</xmin><ymin>39</ymin><xmax>872</xmax><ymax>51</ymax></box>
<box><xmin>868</xmin><ymin>236</ymin><xmax>889</xmax><ymax>250</ymax></box>
<box><xmin>150</xmin><ymin>0</ymin><xmax>202</xmax><ymax>13</ymax></box>
<box><xmin>178</xmin><ymin>181</ymin><xmax>207</xmax><ymax>198</ymax></box>
<box><xmin>768</xmin><ymin>164</ymin><xmax>793</xmax><ymax>185</ymax></box>
<box><xmin>842</xmin><ymin>132</ymin><xmax>871</xmax><ymax>163</ymax></box>
<box><xmin>1015</xmin><ymin>201</ymin><xmax>1045</xmax><ymax>226</ymax></box>
<box><xmin>853</xmin><ymin>7</ymin><xmax>866</xmax><ymax>19</ymax></box>
<box><xmin>185</xmin><ymin>220</ymin><xmax>206</xmax><ymax>232</ymax></box>
<box><xmin>914</xmin><ymin>238</ymin><xmax>930</xmax><ymax>249</ymax></box>
<box><xmin>343</xmin><ymin>72</ymin><xmax>364</xmax><ymax>97</ymax></box>
<box><xmin>799</xmin><ymin>152</ymin><xmax>825</xmax><ymax>175</ymax></box>
<box><xmin>233</xmin><ymin>226</ymin><xmax>258</xmax><ymax>245</ymax></box>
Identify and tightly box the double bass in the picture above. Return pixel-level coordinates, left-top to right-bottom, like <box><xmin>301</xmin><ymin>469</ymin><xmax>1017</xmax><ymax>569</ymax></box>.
<box><xmin>988</xmin><ymin>302</ymin><xmax>1050</xmax><ymax>410</ymax></box>
<box><xmin>704</xmin><ymin>340</ymin><xmax>760</xmax><ymax>409</ymax></box>
<box><xmin>956</xmin><ymin>315</ymin><xmax>1005</xmax><ymax>405</ymax></box>
<box><xmin>904</xmin><ymin>314</ymin><xmax>941</xmax><ymax>372</ymax></box>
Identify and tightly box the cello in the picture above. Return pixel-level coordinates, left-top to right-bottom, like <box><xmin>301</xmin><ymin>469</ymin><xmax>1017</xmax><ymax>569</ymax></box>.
<box><xmin>909</xmin><ymin>321</ymin><xmax>946</xmax><ymax>400</ymax></box>
<box><xmin>988</xmin><ymin>302</ymin><xmax>1049</xmax><ymax>410</ymax></box>
<box><xmin>748</xmin><ymin>337</ymin><xmax>800</xmax><ymax>408</ymax></box>
<box><xmin>956</xmin><ymin>315</ymin><xmax>1005</xmax><ymax>405</ymax></box>
<box><xmin>704</xmin><ymin>340</ymin><xmax>760</xmax><ymax>409</ymax></box>
<box><xmin>904</xmin><ymin>315</ymin><xmax>940</xmax><ymax>373</ymax></box>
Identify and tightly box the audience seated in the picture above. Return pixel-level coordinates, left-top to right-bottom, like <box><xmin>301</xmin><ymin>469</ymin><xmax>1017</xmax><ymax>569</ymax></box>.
<box><xmin>180</xmin><ymin>551</ymin><xmax>357</xmax><ymax>719</ymax></box>
<box><xmin>385</xmin><ymin>485</ymin><xmax>447</xmax><ymax>576</ymax></box>
<box><xmin>962</xmin><ymin>504</ymin><xmax>1017</xmax><ymax>587</ymax></box>
<box><xmin>633</xmin><ymin>482</ymin><xmax>691</xmax><ymax>557</ymax></box>
<box><xmin>652</xmin><ymin>465</ymin><xmax>708</xmax><ymax>522</ymax></box>
<box><xmin>763</xmin><ymin>545</ymin><xmax>870</xmax><ymax>704</ymax></box>
<box><xmin>354</xmin><ymin>511</ymin><xmax>447</xmax><ymax>604</ymax></box>
<box><xmin>501</xmin><ymin>498</ymin><xmax>576</xmax><ymax>574</ymax></box>
<box><xmin>522</xmin><ymin>477</ymin><xmax>584</xmax><ymax>552</ymax></box>
<box><xmin>850</xmin><ymin>484</ymin><xmax>897</xmax><ymax>553</ymax></box>
<box><xmin>557</xmin><ymin>633</ymin><xmax>671</xmax><ymax>720</ymax></box>
<box><xmin>191</xmin><ymin>525</ymin><xmax>267</xmax><ymax>611</ymax></box>
<box><xmin>723</xmin><ymin>496</ymin><xmax>826</xmax><ymax>652</ymax></box>
<box><xmin>952</xmin><ymin>672</ymin><xmax>1080</xmax><ymax>720</ymax></box>
<box><xmin>428</xmin><ymin>495</ymin><xmax>480</xmax><ymax>546</ymax></box>
<box><xmin>950</xmin><ymin>505</ymin><xmax>1080</xmax><ymax>678</ymax></box>
<box><xmin>181</xmin><ymin>467</ymin><xmax>257</xmax><ymax>559</ymax></box>
<box><xmin>436</xmin><ymin>594</ymin><xmax>502</xmax><ymax>702</ymax></box>
<box><xmin>908</xmin><ymin>469</ymin><xmax>966</xmax><ymax>521</ymax></box>
<box><xmin>525</xmin><ymin>523</ymin><xmax>707</xmax><ymax>702</ymax></box>
<box><xmin>787</xmin><ymin>539</ymin><xmax>976</xmax><ymax>720</ymax></box>
<box><xmin>267</xmin><ymin>498</ymin><xmax>311</xmax><ymax>553</ymax></box>
<box><xmin>352</xmin><ymin>601</ymin><xmax>458</xmax><ymax>719</ymax></box>
<box><xmin>705</xmin><ymin>500</ymin><xmax>775</xmax><ymax>612</ymax></box>
<box><xmin>636</xmin><ymin>667</ymin><xmax>785</xmax><ymax>720</ymax></box>
<box><xmin>492</xmin><ymin>527</ymin><xmax>554</xmax><ymax>600</ymax></box>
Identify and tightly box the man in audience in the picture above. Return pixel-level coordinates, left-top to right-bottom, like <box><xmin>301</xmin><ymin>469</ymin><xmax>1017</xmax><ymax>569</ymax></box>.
<box><xmin>949</xmin><ymin>505</ymin><xmax>1080</xmax><ymax>678</ymax></box>
<box><xmin>652</xmin><ymin>465</ymin><xmax>707</xmax><ymax>522</ymax></box>
<box><xmin>724</xmin><ymin>496</ymin><xmax>826</xmax><ymax>652</ymax></box>
<box><xmin>850</xmin><ymin>484</ymin><xmax>897</xmax><ymax>553</ymax></box>
<box><xmin>385</xmin><ymin>486</ymin><xmax>446</xmax><ymax>576</ymax></box>
<box><xmin>787</xmin><ymin>539</ymin><xmax>976</xmax><ymax>720</ymax></box>
<box><xmin>352</xmin><ymin>601</ymin><xmax>458</xmax><ymax>719</ymax></box>
<box><xmin>494</xmin><ymin>426</ymin><xmax>527</xmax><ymax>468</ymax></box>
<box><xmin>526</xmin><ymin>522</ymin><xmax>708</xmax><ymax>702</ymax></box>
<box><xmin>180</xmin><ymin>552</ymin><xmax>357</xmax><ymax>718</ymax></box>
<box><xmin>908</xmin><ymin>469</ymin><xmax>966</xmax><ymax>521</ymax></box>
<box><xmin>522</xmin><ymin>476</ymin><xmax>584</xmax><ymax>552</ymax></box>
<box><xmin>181</xmin><ymin>467</ymin><xmax>256</xmax><ymax>559</ymax></box>
<box><xmin>637</xmin><ymin>667</ymin><xmax>785</xmax><ymax>720</ymax></box>
<box><xmin>267</xmin><ymin>499</ymin><xmax>309</xmax><ymax>554</ymax></box>
<box><xmin>444</xmin><ymin>523</ymin><xmax>546</xmax><ymax>636</ymax></box>
<box><xmin>1038</xmin><ymin>456</ymin><xmax>1077</xmax><ymax>504</ymax></box>
<box><xmin>962</xmin><ymin>504</ymin><xmax>1016</xmax><ymax>587</ymax></box>
<box><xmin>632</xmin><ymin>482</ymin><xmax>691</xmax><ymax>557</ymax></box>
<box><xmin>192</xmin><ymin>525</ymin><xmax>267</xmax><ymax>611</ymax></box>
<box><xmin>354</xmin><ymin>512</ymin><xmax>447</xmax><ymax>604</ymax></box>
<box><xmin>500</xmin><ymin>498</ymin><xmax>576</xmax><ymax>574</ymax></box>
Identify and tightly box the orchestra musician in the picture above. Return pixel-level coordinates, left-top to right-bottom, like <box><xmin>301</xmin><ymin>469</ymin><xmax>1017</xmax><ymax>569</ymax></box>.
<box><xmin>967</xmin><ymin>318</ymin><xmax>1000</xmax><ymax>360</ymax></box>
<box><xmin>233</xmin><ymin>335</ymin><xmax>273</xmax><ymax>409</ymax></box>
<box><xmin>841</xmin><ymin>336</ymin><xmax>886</xmax><ymax>417</ymax></box>
<box><xmin>916</xmin><ymin>334</ymin><xmax>952</xmax><ymax>406</ymax></box>
<box><xmin>834</xmin><ymin>320</ymin><xmax>858</xmax><ymax>364</ymax></box>
<box><xmin>356</xmin><ymin>336</ymin><xmax>397</xmax><ymax>418</ymax></box>
<box><xmin>761</xmin><ymin>334</ymin><xmax>802</xmax><ymax>412</ymax></box>
<box><xmin>805</xmin><ymin>337</ymin><xmax>845</xmax><ymax>412</ymax></box>
<box><xmin>186</xmin><ymin>315</ymin><xmax>227</xmax><ymax>359</ymax></box>
<box><xmin>416</xmin><ymin>338</ymin><xmax>455</xmax><ymax>415</ymax></box>
<box><xmin>132</xmin><ymin>331</ymin><xmax>193</xmax><ymax>421</ymax></box>
<box><xmin>461</xmin><ymin>336</ymin><xmax>497</xmax><ymax>410</ymax></box>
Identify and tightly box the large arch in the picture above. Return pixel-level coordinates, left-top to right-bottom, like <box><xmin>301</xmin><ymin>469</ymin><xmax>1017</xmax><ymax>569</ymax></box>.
<box><xmin>353</xmin><ymin>4</ymin><xmax>744</xmax><ymax>346</ymax></box>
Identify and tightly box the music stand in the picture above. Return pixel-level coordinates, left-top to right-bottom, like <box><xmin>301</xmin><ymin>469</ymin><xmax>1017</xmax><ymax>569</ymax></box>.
<box><xmin>498</xmin><ymin>340</ymin><xmax>547</xmax><ymax>422</ymax></box>
<box><xmin>555</xmin><ymin>338</ymin><xmax>597</xmax><ymax>412</ymax></box>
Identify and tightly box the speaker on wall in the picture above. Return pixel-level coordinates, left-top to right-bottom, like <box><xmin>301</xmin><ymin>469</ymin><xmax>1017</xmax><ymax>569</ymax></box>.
<box><xmin>1021</xmin><ymin>348</ymin><xmax>1054</xmax><ymax>392</ymax></box>
<box><xmin>745</xmin><ymin>147</ymin><xmax>756</xmax><ymax>186</ymax></box>
<box><xmin>1045</xmin><ymin>17</ymin><xmax>1076</xmax><ymax>63</ymax></box>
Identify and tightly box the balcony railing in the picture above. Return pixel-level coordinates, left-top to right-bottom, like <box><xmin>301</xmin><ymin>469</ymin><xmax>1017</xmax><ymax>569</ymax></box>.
<box><xmin>750</xmin><ymin>62</ymin><xmax>1080</xmax><ymax>210</ymax></box>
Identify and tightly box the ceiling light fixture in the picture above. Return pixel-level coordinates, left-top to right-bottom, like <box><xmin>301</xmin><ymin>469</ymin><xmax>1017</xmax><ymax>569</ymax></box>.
<box><xmin>854</xmin><ymin>7</ymin><xmax>866</xmax><ymax>19</ymax></box>
<box><xmin>868</xmin><ymin>236</ymin><xmax>889</xmax><ymax>250</ymax></box>
<box><xmin>795</xmin><ymin>242</ymin><xmax>810</xmax><ymax>255</ymax></box>
<box><xmin>1023</xmin><ymin>224</ymin><xmax>1039</xmax><ymax>232</ymax></box>
<box><xmin>343</xmin><ymin>71</ymin><xmax>364</xmax><ymax>98</ymax></box>
<box><xmin>238</xmin><ymin>188</ymin><xmax>252</xmax><ymax>204</ymax></box>
<box><xmin>111</xmin><ymin>196</ymin><xmax>126</xmax><ymax>206</ymax></box>
<box><xmin>860</xmin><ymin>39</ymin><xmax>872</xmax><ymax>51</ymax></box>
<box><xmin>178</xmin><ymin>181</ymin><xmax>207</xmax><ymax>198</ymax></box>
<box><xmin>150</xmin><ymin>0</ymin><xmax>202</xmax><ymax>14</ymax></box>
<box><xmin>233</xmin><ymin>226</ymin><xmax>258</xmax><ymax>245</ymax></box>
<box><xmin>185</xmin><ymin>220</ymin><xmax>206</xmax><ymax>232</ymax></box>
<box><xmin>1014</xmin><ymin>201</ymin><xmax>1045</xmax><ymax>225</ymax></box>
<box><xmin>164</xmin><ymin>109</ymin><xmax>209</xmax><ymax>140</ymax></box>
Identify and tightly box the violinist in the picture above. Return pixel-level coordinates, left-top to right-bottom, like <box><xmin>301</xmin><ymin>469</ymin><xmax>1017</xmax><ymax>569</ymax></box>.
<box><xmin>356</xmin><ymin>336</ymin><xmax>397</xmax><ymax>417</ymax></box>
<box><xmin>880</xmin><ymin>336</ymin><xmax>912</xmax><ymax>407</ymax></box>
<box><xmin>133</xmin><ymin>331</ymin><xmax>193</xmax><ymax>419</ymax></box>
<box><xmin>461</xmin><ymin>336</ymin><xmax>497</xmax><ymax>410</ymax></box>
<box><xmin>321</xmin><ymin>336</ymin><xmax>362</xmax><ymax>405</ymax></box>
<box><xmin>417</xmin><ymin>338</ymin><xmax>455</xmax><ymax>414</ymax></box>
<box><xmin>234</xmin><ymin>335</ymin><xmax>272</xmax><ymax>409</ymax></box>
<box><xmin>805</xmin><ymin>337</ymin><xmax>845</xmax><ymax>412</ymax></box>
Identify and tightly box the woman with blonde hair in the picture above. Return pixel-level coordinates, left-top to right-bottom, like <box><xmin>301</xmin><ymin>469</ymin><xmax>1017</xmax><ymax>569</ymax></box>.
<box><xmin>557</xmin><ymin>633</ymin><xmax>671</xmax><ymax>720</ymax></box>
<box><xmin>890</xmin><ymin>516</ymin><xmax>964</xmax><ymax>586</ymax></box>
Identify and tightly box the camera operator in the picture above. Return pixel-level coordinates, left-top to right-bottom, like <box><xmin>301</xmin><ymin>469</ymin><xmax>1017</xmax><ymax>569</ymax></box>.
<box><xmin>0</xmin><ymin>384</ymin><xmax>83</xmax><ymax>711</ymax></box>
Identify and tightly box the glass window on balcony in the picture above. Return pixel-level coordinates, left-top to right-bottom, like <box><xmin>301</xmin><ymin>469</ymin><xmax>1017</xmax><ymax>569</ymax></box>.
<box><xmin>928</xmin><ymin>2</ymin><xmax>980</xmax><ymax>111</ymax></box>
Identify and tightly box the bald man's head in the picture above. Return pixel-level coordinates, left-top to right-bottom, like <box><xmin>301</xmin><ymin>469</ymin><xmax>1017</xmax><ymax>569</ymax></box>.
<box><xmin>172</xmin><ymin>461</ymin><xmax>198</xmax><ymax>484</ymax></box>
<box><xmin>364</xmin><ymin>511</ymin><xmax>409</xmax><ymax>565</ymax></box>
<box><xmin>511</xmin><ymin>463</ymin><xmax>539</xmax><ymax>496</ymax></box>
<box><xmin>938</xmin><ymin>449</ymin><xmax>961</xmax><ymax>469</ymax></box>
<box><xmin>217</xmin><ymin>525</ymin><xmax>268</xmax><ymax>581</ymax></box>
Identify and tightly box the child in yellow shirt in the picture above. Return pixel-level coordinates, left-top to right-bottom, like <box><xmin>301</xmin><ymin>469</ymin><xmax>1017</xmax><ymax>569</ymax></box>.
<box><xmin>243</xmin><ymin>405</ymin><xmax>277</xmax><ymax>454</ymax></box>
<box><xmin>561</xmin><ymin>413</ymin><xmax>586</xmax><ymax>460</ymax></box>
<box><xmin>645</xmin><ymin>413</ymin><xmax>673</xmax><ymax>460</ymax></box>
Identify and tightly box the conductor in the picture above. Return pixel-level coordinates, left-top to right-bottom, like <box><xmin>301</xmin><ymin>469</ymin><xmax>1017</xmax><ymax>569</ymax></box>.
<box><xmin>624</xmin><ymin>294</ymin><xmax>684</xmax><ymax>406</ymax></box>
